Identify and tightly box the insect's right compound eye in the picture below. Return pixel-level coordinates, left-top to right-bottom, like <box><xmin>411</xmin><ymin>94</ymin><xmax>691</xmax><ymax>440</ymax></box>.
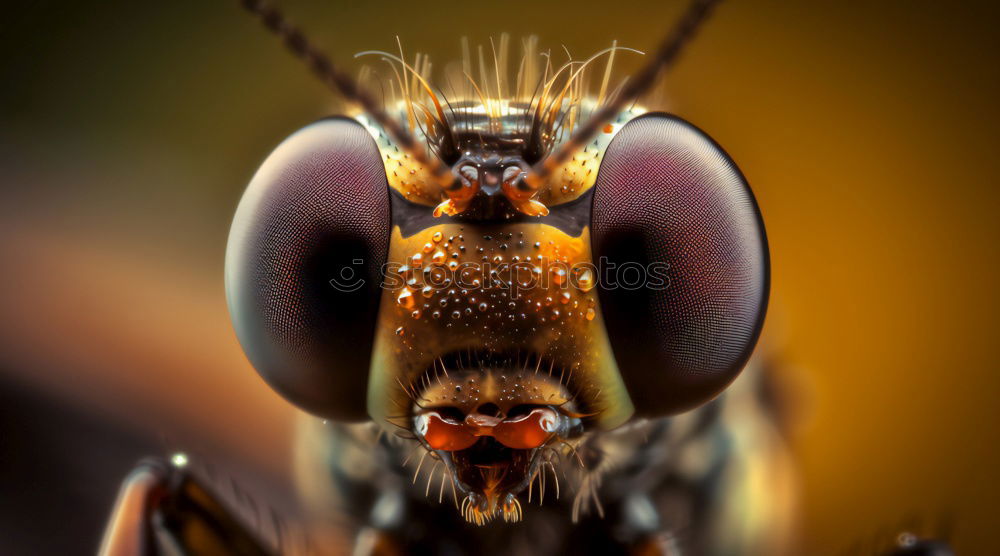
<box><xmin>225</xmin><ymin>118</ymin><xmax>390</xmax><ymax>421</ymax></box>
<box><xmin>591</xmin><ymin>113</ymin><xmax>769</xmax><ymax>418</ymax></box>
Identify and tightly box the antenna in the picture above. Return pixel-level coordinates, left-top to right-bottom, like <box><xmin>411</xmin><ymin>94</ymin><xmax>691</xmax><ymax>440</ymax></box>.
<box><xmin>240</xmin><ymin>0</ymin><xmax>455</xmax><ymax>188</ymax></box>
<box><xmin>521</xmin><ymin>0</ymin><xmax>724</xmax><ymax>192</ymax></box>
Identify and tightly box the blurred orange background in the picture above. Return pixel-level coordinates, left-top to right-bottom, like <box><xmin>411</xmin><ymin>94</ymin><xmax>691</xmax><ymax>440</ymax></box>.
<box><xmin>1</xmin><ymin>0</ymin><xmax>997</xmax><ymax>553</ymax></box>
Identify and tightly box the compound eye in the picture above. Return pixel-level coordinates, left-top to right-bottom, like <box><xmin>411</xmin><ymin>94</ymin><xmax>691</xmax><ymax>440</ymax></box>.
<box><xmin>493</xmin><ymin>407</ymin><xmax>558</xmax><ymax>450</ymax></box>
<box><xmin>225</xmin><ymin>118</ymin><xmax>389</xmax><ymax>421</ymax></box>
<box><xmin>591</xmin><ymin>113</ymin><xmax>769</xmax><ymax>417</ymax></box>
<box><xmin>415</xmin><ymin>411</ymin><xmax>478</xmax><ymax>451</ymax></box>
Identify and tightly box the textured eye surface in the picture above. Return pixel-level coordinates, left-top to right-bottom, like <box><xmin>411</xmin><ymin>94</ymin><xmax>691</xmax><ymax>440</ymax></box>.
<box><xmin>225</xmin><ymin>117</ymin><xmax>389</xmax><ymax>421</ymax></box>
<box><xmin>591</xmin><ymin>113</ymin><xmax>769</xmax><ymax>417</ymax></box>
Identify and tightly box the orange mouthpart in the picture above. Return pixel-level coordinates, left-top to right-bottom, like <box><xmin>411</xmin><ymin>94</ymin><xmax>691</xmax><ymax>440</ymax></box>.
<box><xmin>419</xmin><ymin>408</ymin><xmax>558</xmax><ymax>451</ymax></box>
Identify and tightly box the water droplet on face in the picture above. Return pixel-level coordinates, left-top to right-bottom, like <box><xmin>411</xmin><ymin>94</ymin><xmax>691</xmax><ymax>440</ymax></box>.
<box><xmin>432</xmin><ymin>231</ymin><xmax>443</xmax><ymax>243</ymax></box>
<box><xmin>410</xmin><ymin>310</ymin><xmax>421</xmax><ymax>319</ymax></box>
<box><xmin>432</xmin><ymin>310</ymin><xmax>442</xmax><ymax>319</ymax></box>
<box><xmin>478</xmin><ymin>302</ymin><xmax>489</xmax><ymax>312</ymax></box>
<box><xmin>586</xmin><ymin>308</ymin><xmax>596</xmax><ymax>321</ymax></box>
<box><xmin>560</xmin><ymin>292</ymin><xmax>571</xmax><ymax>304</ymax></box>
<box><xmin>451</xmin><ymin>310</ymin><xmax>461</xmax><ymax>320</ymax></box>
<box><xmin>395</xmin><ymin>327</ymin><xmax>405</xmax><ymax>336</ymax></box>
<box><xmin>577</xmin><ymin>269</ymin><xmax>595</xmax><ymax>291</ymax></box>
<box><xmin>423</xmin><ymin>242</ymin><xmax>434</xmax><ymax>254</ymax></box>
<box><xmin>396</xmin><ymin>288</ymin><xmax>415</xmax><ymax>308</ymax></box>
<box><xmin>411</xmin><ymin>253</ymin><xmax>423</xmax><ymax>267</ymax></box>
<box><xmin>421</xmin><ymin>286</ymin><xmax>434</xmax><ymax>298</ymax></box>
<box><xmin>432</xmin><ymin>251</ymin><xmax>446</xmax><ymax>264</ymax></box>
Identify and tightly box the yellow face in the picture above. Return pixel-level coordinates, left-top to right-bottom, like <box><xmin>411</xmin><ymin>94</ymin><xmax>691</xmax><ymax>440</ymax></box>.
<box><xmin>356</xmin><ymin>105</ymin><xmax>643</xmax><ymax>433</ymax></box>
<box><xmin>366</xmin><ymin>221</ymin><xmax>634</xmax><ymax>523</ymax></box>
<box><xmin>367</xmin><ymin>222</ymin><xmax>633</xmax><ymax>430</ymax></box>
<box><xmin>355</xmin><ymin>101</ymin><xmax>643</xmax><ymax>523</ymax></box>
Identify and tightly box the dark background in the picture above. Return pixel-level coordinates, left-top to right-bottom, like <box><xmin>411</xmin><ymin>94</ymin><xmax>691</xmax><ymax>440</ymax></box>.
<box><xmin>1</xmin><ymin>0</ymin><xmax>998</xmax><ymax>553</ymax></box>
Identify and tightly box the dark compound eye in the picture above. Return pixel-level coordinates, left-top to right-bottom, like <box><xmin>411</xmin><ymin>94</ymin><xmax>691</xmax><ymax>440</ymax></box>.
<box><xmin>225</xmin><ymin>117</ymin><xmax>390</xmax><ymax>421</ymax></box>
<box><xmin>591</xmin><ymin>113</ymin><xmax>769</xmax><ymax>417</ymax></box>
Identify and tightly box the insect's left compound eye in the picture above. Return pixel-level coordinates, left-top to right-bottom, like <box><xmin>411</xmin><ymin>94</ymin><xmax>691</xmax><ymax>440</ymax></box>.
<box><xmin>225</xmin><ymin>118</ymin><xmax>390</xmax><ymax>421</ymax></box>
